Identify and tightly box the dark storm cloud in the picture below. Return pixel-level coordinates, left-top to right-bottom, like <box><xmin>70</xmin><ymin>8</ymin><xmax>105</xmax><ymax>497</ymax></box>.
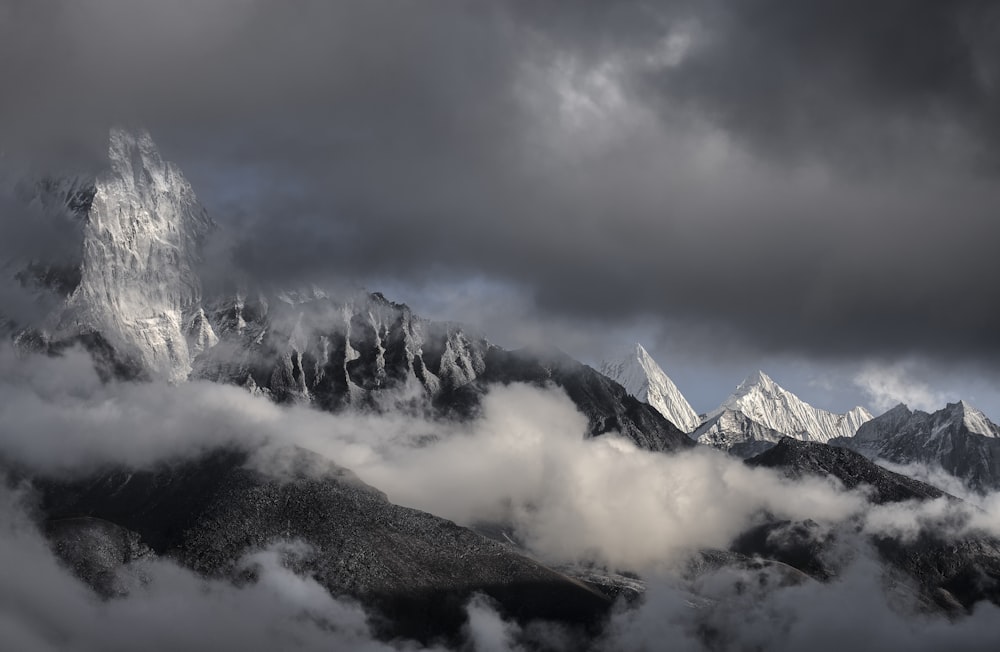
<box><xmin>2</xmin><ymin>1</ymin><xmax>1000</xmax><ymax>360</ymax></box>
<box><xmin>643</xmin><ymin>0</ymin><xmax>1000</xmax><ymax>162</ymax></box>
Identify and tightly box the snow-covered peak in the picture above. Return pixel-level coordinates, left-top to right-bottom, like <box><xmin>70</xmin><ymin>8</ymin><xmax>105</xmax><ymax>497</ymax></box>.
<box><xmin>64</xmin><ymin>127</ymin><xmax>215</xmax><ymax>381</ymax></box>
<box><xmin>709</xmin><ymin>371</ymin><xmax>873</xmax><ymax>443</ymax></box>
<box><xmin>734</xmin><ymin>370</ymin><xmax>778</xmax><ymax>395</ymax></box>
<box><xmin>946</xmin><ymin>400</ymin><xmax>998</xmax><ymax>438</ymax></box>
<box><xmin>600</xmin><ymin>343</ymin><xmax>700</xmax><ymax>432</ymax></box>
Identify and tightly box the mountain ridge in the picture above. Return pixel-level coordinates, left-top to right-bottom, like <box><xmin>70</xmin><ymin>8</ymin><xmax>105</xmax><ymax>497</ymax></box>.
<box><xmin>834</xmin><ymin>400</ymin><xmax>1000</xmax><ymax>492</ymax></box>
<box><xmin>693</xmin><ymin>371</ymin><xmax>873</xmax><ymax>455</ymax></box>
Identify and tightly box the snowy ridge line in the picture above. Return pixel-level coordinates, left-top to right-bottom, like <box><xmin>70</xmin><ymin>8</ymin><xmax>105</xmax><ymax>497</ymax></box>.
<box><xmin>693</xmin><ymin>371</ymin><xmax>872</xmax><ymax>454</ymax></box>
<box><xmin>600</xmin><ymin>343</ymin><xmax>700</xmax><ymax>432</ymax></box>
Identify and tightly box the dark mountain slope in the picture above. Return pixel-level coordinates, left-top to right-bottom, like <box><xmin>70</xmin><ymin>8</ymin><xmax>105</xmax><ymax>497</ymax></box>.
<box><xmin>748</xmin><ymin>437</ymin><xmax>947</xmax><ymax>504</ymax></box>
<box><xmin>36</xmin><ymin>446</ymin><xmax>611</xmax><ymax>642</ymax></box>
<box><xmin>744</xmin><ymin>438</ymin><xmax>1000</xmax><ymax>612</ymax></box>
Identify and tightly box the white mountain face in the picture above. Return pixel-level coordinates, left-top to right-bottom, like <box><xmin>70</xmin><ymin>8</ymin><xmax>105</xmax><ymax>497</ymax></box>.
<box><xmin>62</xmin><ymin>128</ymin><xmax>215</xmax><ymax>381</ymax></box>
<box><xmin>600</xmin><ymin>343</ymin><xmax>700</xmax><ymax>432</ymax></box>
<box><xmin>836</xmin><ymin>400</ymin><xmax>1000</xmax><ymax>491</ymax></box>
<box><xmin>693</xmin><ymin>371</ymin><xmax>873</xmax><ymax>453</ymax></box>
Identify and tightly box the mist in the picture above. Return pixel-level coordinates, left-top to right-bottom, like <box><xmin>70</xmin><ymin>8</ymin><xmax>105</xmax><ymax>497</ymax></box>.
<box><xmin>4</xmin><ymin>344</ymin><xmax>1000</xmax><ymax>648</ymax></box>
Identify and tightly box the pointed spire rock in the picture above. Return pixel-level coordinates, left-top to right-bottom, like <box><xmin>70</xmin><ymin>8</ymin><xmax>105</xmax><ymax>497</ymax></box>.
<box><xmin>65</xmin><ymin>127</ymin><xmax>215</xmax><ymax>381</ymax></box>
<box><xmin>600</xmin><ymin>343</ymin><xmax>700</xmax><ymax>432</ymax></box>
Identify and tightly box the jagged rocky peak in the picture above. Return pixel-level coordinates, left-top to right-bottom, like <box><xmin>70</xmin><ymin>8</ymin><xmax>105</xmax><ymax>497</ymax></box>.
<box><xmin>64</xmin><ymin>127</ymin><xmax>215</xmax><ymax>381</ymax></box>
<box><xmin>195</xmin><ymin>286</ymin><xmax>491</xmax><ymax>411</ymax></box>
<box><xmin>599</xmin><ymin>342</ymin><xmax>700</xmax><ymax>432</ymax></box>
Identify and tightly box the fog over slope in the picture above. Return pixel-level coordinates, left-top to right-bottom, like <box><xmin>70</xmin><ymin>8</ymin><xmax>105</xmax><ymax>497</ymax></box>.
<box><xmin>3</xmin><ymin>346</ymin><xmax>1000</xmax><ymax>650</ymax></box>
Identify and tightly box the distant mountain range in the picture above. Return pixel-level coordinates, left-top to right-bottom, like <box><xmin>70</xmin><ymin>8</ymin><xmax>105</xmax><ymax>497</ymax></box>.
<box><xmin>604</xmin><ymin>342</ymin><xmax>1000</xmax><ymax>492</ymax></box>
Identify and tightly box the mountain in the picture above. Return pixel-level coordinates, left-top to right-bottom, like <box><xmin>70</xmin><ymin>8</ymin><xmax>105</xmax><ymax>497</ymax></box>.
<box><xmin>12</xmin><ymin>128</ymin><xmax>215</xmax><ymax>381</ymax></box>
<box><xmin>693</xmin><ymin>371</ymin><xmax>872</xmax><ymax>455</ymax></box>
<box><xmin>194</xmin><ymin>292</ymin><xmax>691</xmax><ymax>452</ymax></box>
<box><xmin>599</xmin><ymin>343</ymin><xmax>700</xmax><ymax>432</ymax></box>
<box><xmin>6</xmin><ymin>128</ymin><xmax>690</xmax><ymax>453</ymax></box>
<box><xmin>832</xmin><ymin>401</ymin><xmax>1000</xmax><ymax>492</ymax></box>
<box><xmin>36</xmin><ymin>446</ymin><xmax>611</xmax><ymax>642</ymax></box>
<box><xmin>69</xmin><ymin>128</ymin><xmax>216</xmax><ymax>381</ymax></box>
<box><xmin>745</xmin><ymin>438</ymin><xmax>1000</xmax><ymax>612</ymax></box>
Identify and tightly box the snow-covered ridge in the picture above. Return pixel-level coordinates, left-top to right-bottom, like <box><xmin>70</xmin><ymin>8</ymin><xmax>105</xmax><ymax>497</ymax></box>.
<box><xmin>692</xmin><ymin>371</ymin><xmax>873</xmax><ymax>453</ymax></box>
<box><xmin>63</xmin><ymin>128</ymin><xmax>215</xmax><ymax>381</ymax></box>
<box><xmin>707</xmin><ymin>370</ymin><xmax>872</xmax><ymax>442</ymax></box>
<box><xmin>600</xmin><ymin>343</ymin><xmax>700</xmax><ymax>432</ymax></box>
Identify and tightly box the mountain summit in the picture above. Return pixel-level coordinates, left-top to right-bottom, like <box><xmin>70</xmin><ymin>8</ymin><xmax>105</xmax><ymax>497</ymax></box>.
<box><xmin>694</xmin><ymin>371</ymin><xmax>872</xmax><ymax>455</ymax></box>
<box><xmin>599</xmin><ymin>343</ymin><xmax>700</xmax><ymax>432</ymax></box>
<box><xmin>56</xmin><ymin>128</ymin><xmax>216</xmax><ymax>380</ymax></box>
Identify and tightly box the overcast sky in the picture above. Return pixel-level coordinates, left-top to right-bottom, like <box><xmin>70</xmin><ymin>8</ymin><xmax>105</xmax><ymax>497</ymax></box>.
<box><xmin>1</xmin><ymin>0</ymin><xmax>999</xmax><ymax>417</ymax></box>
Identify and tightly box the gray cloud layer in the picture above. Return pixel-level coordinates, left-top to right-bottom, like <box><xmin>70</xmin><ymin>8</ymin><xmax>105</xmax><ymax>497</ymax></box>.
<box><xmin>2</xmin><ymin>0</ymin><xmax>999</xmax><ymax>362</ymax></box>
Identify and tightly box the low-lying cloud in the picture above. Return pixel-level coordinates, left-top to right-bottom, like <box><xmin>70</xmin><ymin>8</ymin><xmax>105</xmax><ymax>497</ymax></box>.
<box><xmin>854</xmin><ymin>361</ymin><xmax>958</xmax><ymax>413</ymax></box>
<box><xmin>0</xmin><ymin>345</ymin><xmax>865</xmax><ymax>571</ymax></box>
<box><xmin>4</xmin><ymin>347</ymin><xmax>1000</xmax><ymax>650</ymax></box>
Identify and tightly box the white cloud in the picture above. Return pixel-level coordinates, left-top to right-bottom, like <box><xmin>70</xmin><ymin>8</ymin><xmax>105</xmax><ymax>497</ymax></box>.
<box><xmin>853</xmin><ymin>361</ymin><xmax>956</xmax><ymax>413</ymax></box>
<box><xmin>5</xmin><ymin>347</ymin><xmax>1000</xmax><ymax>649</ymax></box>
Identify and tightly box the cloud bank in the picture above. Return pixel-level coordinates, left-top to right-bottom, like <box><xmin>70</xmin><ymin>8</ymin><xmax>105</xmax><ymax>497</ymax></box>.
<box><xmin>3</xmin><ymin>347</ymin><xmax>1000</xmax><ymax>649</ymax></box>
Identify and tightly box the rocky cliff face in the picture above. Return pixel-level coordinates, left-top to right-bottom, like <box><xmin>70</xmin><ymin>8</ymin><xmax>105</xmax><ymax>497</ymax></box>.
<box><xmin>194</xmin><ymin>289</ymin><xmax>489</xmax><ymax>412</ymax></box>
<box><xmin>59</xmin><ymin>128</ymin><xmax>214</xmax><ymax>381</ymax></box>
